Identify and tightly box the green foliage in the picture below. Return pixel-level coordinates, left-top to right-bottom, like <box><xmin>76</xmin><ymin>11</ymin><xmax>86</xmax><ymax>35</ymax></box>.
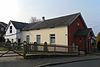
<box><xmin>0</xmin><ymin>47</ymin><xmax>8</xmax><ymax>51</ymax></box>
<box><xmin>97</xmin><ymin>42</ymin><xmax>100</xmax><ymax>50</ymax></box>
<box><xmin>96</xmin><ymin>32</ymin><xmax>100</xmax><ymax>47</ymax></box>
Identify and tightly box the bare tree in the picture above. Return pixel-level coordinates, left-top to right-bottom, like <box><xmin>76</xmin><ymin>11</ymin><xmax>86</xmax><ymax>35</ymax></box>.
<box><xmin>30</xmin><ymin>17</ymin><xmax>41</xmax><ymax>23</ymax></box>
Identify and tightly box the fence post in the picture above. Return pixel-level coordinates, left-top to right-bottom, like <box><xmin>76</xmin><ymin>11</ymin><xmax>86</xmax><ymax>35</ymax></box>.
<box><xmin>54</xmin><ymin>45</ymin><xmax>56</xmax><ymax>53</ymax></box>
<box><xmin>23</xmin><ymin>41</ymin><xmax>27</xmax><ymax>59</ymax></box>
<box><xmin>78</xmin><ymin>46</ymin><xmax>80</xmax><ymax>56</ymax></box>
<box><xmin>44</xmin><ymin>42</ymin><xmax>48</xmax><ymax>52</ymax></box>
<box><xmin>13</xmin><ymin>42</ymin><xmax>17</xmax><ymax>50</ymax></box>
<box><xmin>34</xmin><ymin>42</ymin><xmax>38</xmax><ymax>51</ymax></box>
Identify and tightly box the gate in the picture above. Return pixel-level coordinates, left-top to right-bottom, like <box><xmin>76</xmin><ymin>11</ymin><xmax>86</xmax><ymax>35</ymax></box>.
<box><xmin>0</xmin><ymin>42</ymin><xmax>24</xmax><ymax>57</ymax></box>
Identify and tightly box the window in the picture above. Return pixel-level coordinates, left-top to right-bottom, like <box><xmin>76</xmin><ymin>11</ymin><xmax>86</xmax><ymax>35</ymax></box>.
<box><xmin>10</xmin><ymin>26</ymin><xmax>12</xmax><ymax>29</ymax></box>
<box><xmin>50</xmin><ymin>34</ymin><xmax>55</xmax><ymax>44</ymax></box>
<box><xmin>10</xmin><ymin>30</ymin><xmax>12</xmax><ymax>33</ymax></box>
<box><xmin>36</xmin><ymin>35</ymin><xmax>41</xmax><ymax>44</ymax></box>
<box><xmin>26</xmin><ymin>35</ymin><xmax>30</xmax><ymax>43</ymax></box>
<box><xmin>10</xmin><ymin>26</ymin><xmax>12</xmax><ymax>33</ymax></box>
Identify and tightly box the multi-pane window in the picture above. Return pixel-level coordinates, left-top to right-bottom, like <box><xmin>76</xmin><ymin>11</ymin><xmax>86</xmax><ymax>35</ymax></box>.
<box><xmin>10</xmin><ymin>26</ymin><xmax>12</xmax><ymax>33</ymax></box>
<box><xmin>36</xmin><ymin>35</ymin><xmax>41</xmax><ymax>44</ymax></box>
<box><xmin>50</xmin><ymin>34</ymin><xmax>55</xmax><ymax>44</ymax></box>
<box><xmin>26</xmin><ymin>35</ymin><xmax>30</xmax><ymax>43</ymax></box>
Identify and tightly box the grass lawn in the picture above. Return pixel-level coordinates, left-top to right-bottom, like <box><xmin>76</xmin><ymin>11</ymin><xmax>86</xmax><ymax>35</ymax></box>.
<box><xmin>0</xmin><ymin>47</ymin><xmax>24</xmax><ymax>51</ymax></box>
<box><xmin>0</xmin><ymin>47</ymin><xmax>8</xmax><ymax>51</ymax></box>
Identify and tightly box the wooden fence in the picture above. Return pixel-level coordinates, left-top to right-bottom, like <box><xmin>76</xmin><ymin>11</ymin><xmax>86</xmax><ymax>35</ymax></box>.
<box><xmin>23</xmin><ymin>42</ymin><xmax>79</xmax><ymax>58</ymax></box>
<box><xmin>0</xmin><ymin>42</ymin><xmax>79</xmax><ymax>58</ymax></box>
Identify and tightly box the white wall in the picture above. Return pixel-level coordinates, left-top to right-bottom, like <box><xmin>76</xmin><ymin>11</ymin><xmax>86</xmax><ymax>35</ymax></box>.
<box><xmin>21</xmin><ymin>26</ymin><xmax>68</xmax><ymax>46</ymax></box>
<box><xmin>16</xmin><ymin>30</ymin><xmax>21</xmax><ymax>39</ymax></box>
<box><xmin>5</xmin><ymin>22</ymin><xmax>17</xmax><ymax>42</ymax></box>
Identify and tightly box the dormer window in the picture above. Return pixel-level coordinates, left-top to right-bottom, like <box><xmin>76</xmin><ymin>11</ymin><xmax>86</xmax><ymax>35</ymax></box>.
<box><xmin>10</xmin><ymin>26</ymin><xmax>12</xmax><ymax>33</ymax></box>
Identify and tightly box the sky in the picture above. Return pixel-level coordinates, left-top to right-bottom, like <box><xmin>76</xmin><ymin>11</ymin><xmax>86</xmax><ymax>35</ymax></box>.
<box><xmin>0</xmin><ymin>0</ymin><xmax>100</xmax><ymax>35</ymax></box>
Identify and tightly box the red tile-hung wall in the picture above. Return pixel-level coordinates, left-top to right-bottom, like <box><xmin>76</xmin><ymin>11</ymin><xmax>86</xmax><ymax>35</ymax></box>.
<box><xmin>75</xmin><ymin>36</ymin><xmax>86</xmax><ymax>51</ymax></box>
<box><xmin>68</xmin><ymin>16</ymin><xmax>87</xmax><ymax>47</ymax></box>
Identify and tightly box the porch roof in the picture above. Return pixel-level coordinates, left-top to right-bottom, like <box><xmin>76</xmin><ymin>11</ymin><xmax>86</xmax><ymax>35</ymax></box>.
<box><xmin>74</xmin><ymin>28</ymin><xmax>93</xmax><ymax>37</ymax></box>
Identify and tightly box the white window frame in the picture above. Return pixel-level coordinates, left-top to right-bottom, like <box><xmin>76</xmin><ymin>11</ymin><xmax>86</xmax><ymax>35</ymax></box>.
<box><xmin>26</xmin><ymin>35</ymin><xmax>30</xmax><ymax>43</ymax></box>
<box><xmin>10</xmin><ymin>26</ymin><xmax>12</xmax><ymax>33</ymax></box>
<box><xmin>50</xmin><ymin>34</ymin><xmax>55</xmax><ymax>44</ymax></box>
<box><xmin>36</xmin><ymin>35</ymin><xmax>41</xmax><ymax>44</ymax></box>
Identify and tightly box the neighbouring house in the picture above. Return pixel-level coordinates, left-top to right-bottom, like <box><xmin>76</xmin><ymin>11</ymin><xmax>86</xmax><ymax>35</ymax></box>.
<box><xmin>0</xmin><ymin>22</ymin><xmax>7</xmax><ymax>42</ymax></box>
<box><xmin>21</xmin><ymin>13</ymin><xmax>95</xmax><ymax>53</ymax></box>
<box><xmin>5</xmin><ymin>20</ymin><xmax>28</xmax><ymax>43</ymax></box>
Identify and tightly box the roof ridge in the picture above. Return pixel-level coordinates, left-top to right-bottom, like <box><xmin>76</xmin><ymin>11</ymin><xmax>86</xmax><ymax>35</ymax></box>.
<box><xmin>10</xmin><ymin>20</ymin><xmax>27</xmax><ymax>24</ymax></box>
<box><xmin>0</xmin><ymin>22</ymin><xmax>7</xmax><ymax>27</ymax></box>
<box><xmin>23</xmin><ymin>12</ymin><xmax>81</xmax><ymax>31</ymax></box>
<box><xmin>44</xmin><ymin>12</ymin><xmax>80</xmax><ymax>21</ymax></box>
<box><xmin>10</xmin><ymin>20</ymin><xmax>28</xmax><ymax>29</ymax></box>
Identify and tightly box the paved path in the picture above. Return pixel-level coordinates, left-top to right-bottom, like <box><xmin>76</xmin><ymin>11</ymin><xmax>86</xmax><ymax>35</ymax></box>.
<box><xmin>0</xmin><ymin>55</ymin><xmax>100</xmax><ymax>67</ymax></box>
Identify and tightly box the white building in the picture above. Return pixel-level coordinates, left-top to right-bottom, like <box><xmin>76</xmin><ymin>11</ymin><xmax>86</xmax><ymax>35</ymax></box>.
<box><xmin>21</xmin><ymin>13</ymin><xmax>80</xmax><ymax>46</ymax></box>
<box><xmin>5</xmin><ymin>20</ymin><xmax>28</xmax><ymax>43</ymax></box>
<box><xmin>21</xmin><ymin>26</ymin><xmax>68</xmax><ymax>46</ymax></box>
<box><xmin>4</xmin><ymin>13</ymin><xmax>95</xmax><ymax>53</ymax></box>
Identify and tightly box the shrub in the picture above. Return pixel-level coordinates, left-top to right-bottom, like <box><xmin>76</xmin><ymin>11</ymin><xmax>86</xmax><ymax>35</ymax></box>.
<box><xmin>97</xmin><ymin>42</ymin><xmax>100</xmax><ymax>50</ymax></box>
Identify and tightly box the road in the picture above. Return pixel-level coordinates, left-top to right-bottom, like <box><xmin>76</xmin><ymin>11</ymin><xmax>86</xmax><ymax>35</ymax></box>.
<box><xmin>47</xmin><ymin>59</ymin><xmax>100</xmax><ymax>67</ymax></box>
<box><xmin>0</xmin><ymin>56</ymin><xmax>76</xmax><ymax>67</ymax></box>
<box><xmin>0</xmin><ymin>55</ymin><xmax>100</xmax><ymax>67</ymax></box>
<box><xmin>0</xmin><ymin>60</ymin><xmax>33</xmax><ymax>67</ymax></box>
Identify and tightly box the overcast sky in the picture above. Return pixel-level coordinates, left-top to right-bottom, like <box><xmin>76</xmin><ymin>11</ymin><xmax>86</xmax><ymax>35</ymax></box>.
<box><xmin>0</xmin><ymin>0</ymin><xmax>99</xmax><ymax>35</ymax></box>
